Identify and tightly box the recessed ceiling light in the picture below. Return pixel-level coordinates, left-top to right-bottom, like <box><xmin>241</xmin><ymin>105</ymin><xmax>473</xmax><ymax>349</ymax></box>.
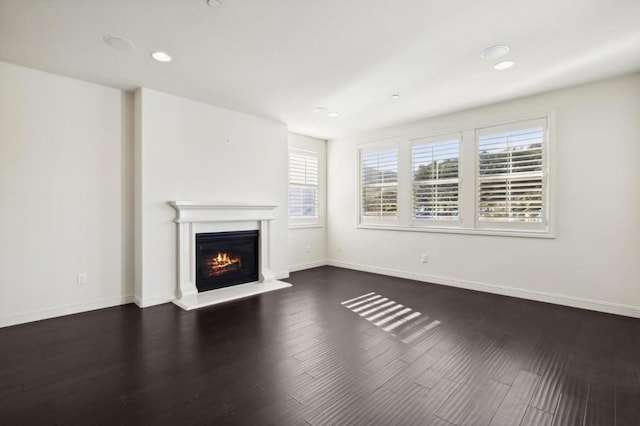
<box><xmin>480</xmin><ymin>45</ymin><xmax>510</xmax><ymax>60</ymax></box>
<box><xmin>494</xmin><ymin>60</ymin><xmax>515</xmax><ymax>70</ymax></box>
<box><xmin>103</xmin><ymin>35</ymin><xmax>135</xmax><ymax>51</ymax></box>
<box><xmin>391</xmin><ymin>94</ymin><xmax>400</xmax><ymax>99</ymax></box>
<box><xmin>151</xmin><ymin>51</ymin><xmax>173</xmax><ymax>63</ymax></box>
<box><xmin>312</xmin><ymin>107</ymin><xmax>327</xmax><ymax>114</ymax></box>
<box><xmin>327</xmin><ymin>112</ymin><xmax>339</xmax><ymax>118</ymax></box>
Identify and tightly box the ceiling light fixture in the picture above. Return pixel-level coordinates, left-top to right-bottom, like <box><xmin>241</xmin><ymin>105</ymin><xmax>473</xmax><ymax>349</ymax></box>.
<box><xmin>312</xmin><ymin>107</ymin><xmax>327</xmax><ymax>114</ymax></box>
<box><xmin>494</xmin><ymin>60</ymin><xmax>515</xmax><ymax>70</ymax></box>
<box><xmin>480</xmin><ymin>45</ymin><xmax>510</xmax><ymax>60</ymax></box>
<box><xmin>391</xmin><ymin>94</ymin><xmax>400</xmax><ymax>99</ymax></box>
<box><xmin>207</xmin><ymin>0</ymin><xmax>222</xmax><ymax>6</ymax></box>
<box><xmin>151</xmin><ymin>51</ymin><xmax>173</xmax><ymax>63</ymax></box>
<box><xmin>103</xmin><ymin>35</ymin><xmax>135</xmax><ymax>51</ymax></box>
<box><xmin>327</xmin><ymin>112</ymin><xmax>339</xmax><ymax>118</ymax></box>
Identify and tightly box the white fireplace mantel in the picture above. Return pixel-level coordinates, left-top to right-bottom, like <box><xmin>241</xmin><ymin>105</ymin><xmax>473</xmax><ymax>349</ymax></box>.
<box><xmin>169</xmin><ymin>201</ymin><xmax>291</xmax><ymax>310</ymax></box>
<box><xmin>170</xmin><ymin>201</ymin><xmax>279</xmax><ymax>223</ymax></box>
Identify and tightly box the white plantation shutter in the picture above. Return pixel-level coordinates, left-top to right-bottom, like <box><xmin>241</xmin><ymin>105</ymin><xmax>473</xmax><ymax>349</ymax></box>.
<box><xmin>477</xmin><ymin>118</ymin><xmax>547</xmax><ymax>229</ymax></box>
<box><xmin>360</xmin><ymin>147</ymin><xmax>398</xmax><ymax>219</ymax></box>
<box><xmin>356</xmin><ymin>114</ymin><xmax>552</xmax><ymax>236</ymax></box>
<box><xmin>289</xmin><ymin>149</ymin><xmax>319</xmax><ymax>221</ymax></box>
<box><xmin>412</xmin><ymin>137</ymin><xmax>460</xmax><ymax>221</ymax></box>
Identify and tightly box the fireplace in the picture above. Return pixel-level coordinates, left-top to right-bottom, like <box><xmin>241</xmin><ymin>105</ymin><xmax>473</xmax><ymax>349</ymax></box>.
<box><xmin>169</xmin><ymin>201</ymin><xmax>291</xmax><ymax>310</ymax></box>
<box><xmin>195</xmin><ymin>230</ymin><xmax>259</xmax><ymax>292</ymax></box>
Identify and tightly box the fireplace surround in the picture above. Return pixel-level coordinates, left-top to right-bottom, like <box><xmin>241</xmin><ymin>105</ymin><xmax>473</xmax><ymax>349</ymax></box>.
<box><xmin>169</xmin><ymin>202</ymin><xmax>291</xmax><ymax>310</ymax></box>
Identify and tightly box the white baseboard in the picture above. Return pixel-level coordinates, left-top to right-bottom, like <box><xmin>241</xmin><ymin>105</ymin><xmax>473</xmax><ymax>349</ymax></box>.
<box><xmin>0</xmin><ymin>295</ymin><xmax>134</xmax><ymax>328</ymax></box>
<box><xmin>133</xmin><ymin>294</ymin><xmax>173</xmax><ymax>308</ymax></box>
<box><xmin>289</xmin><ymin>260</ymin><xmax>329</xmax><ymax>273</ymax></box>
<box><xmin>327</xmin><ymin>259</ymin><xmax>640</xmax><ymax>319</ymax></box>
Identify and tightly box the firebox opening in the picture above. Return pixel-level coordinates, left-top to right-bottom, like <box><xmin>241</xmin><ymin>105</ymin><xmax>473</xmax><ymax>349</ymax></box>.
<box><xmin>195</xmin><ymin>230</ymin><xmax>259</xmax><ymax>292</ymax></box>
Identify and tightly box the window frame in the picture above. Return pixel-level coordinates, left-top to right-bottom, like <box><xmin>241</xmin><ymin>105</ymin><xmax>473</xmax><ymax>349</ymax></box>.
<box><xmin>475</xmin><ymin>118</ymin><xmax>549</xmax><ymax>233</ymax></box>
<box><xmin>288</xmin><ymin>148</ymin><xmax>320</xmax><ymax>228</ymax></box>
<box><xmin>356</xmin><ymin>112</ymin><xmax>555</xmax><ymax>238</ymax></box>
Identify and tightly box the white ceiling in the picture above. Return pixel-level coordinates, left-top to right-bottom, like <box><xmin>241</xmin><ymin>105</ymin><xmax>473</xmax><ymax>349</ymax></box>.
<box><xmin>1</xmin><ymin>0</ymin><xmax>639</xmax><ymax>140</ymax></box>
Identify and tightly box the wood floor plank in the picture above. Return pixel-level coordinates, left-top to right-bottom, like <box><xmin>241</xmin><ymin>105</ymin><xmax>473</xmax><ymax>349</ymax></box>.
<box><xmin>311</xmin><ymin>386</ymin><xmax>396</xmax><ymax>425</ymax></box>
<box><xmin>521</xmin><ymin>406</ymin><xmax>554</xmax><ymax>426</ymax></box>
<box><xmin>435</xmin><ymin>378</ymin><xmax>510</xmax><ymax>426</ymax></box>
<box><xmin>488</xmin><ymin>370</ymin><xmax>540</xmax><ymax>426</ymax></box>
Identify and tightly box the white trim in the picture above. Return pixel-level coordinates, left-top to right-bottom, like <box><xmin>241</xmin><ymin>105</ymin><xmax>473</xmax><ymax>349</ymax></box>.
<box><xmin>169</xmin><ymin>201</ymin><xmax>282</xmax><ymax>310</ymax></box>
<box><xmin>474</xmin><ymin>116</ymin><xmax>550</xmax><ymax>233</ymax></box>
<box><xmin>546</xmin><ymin>112</ymin><xmax>557</xmax><ymax>238</ymax></box>
<box><xmin>0</xmin><ymin>295</ymin><xmax>134</xmax><ymax>328</ymax></box>
<box><xmin>288</xmin><ymin>148</ymin><xmax>321</xmax><ymax>226</ymax></box>
<box><xmin>289</xmin><ymin>224</ymin><xmax>324</xmax><ymax>230</ymax></box>
<box><xmin>357</xmin><ymin>223</ymin><xmax>554</xmax><ymax>239</ymax></box>
<box><xmin>289</xmin><ymin>259</ymin><xmax>329</xmax><ymax>272</ymax></box>
<box><xmin>169</xmin><ymin>202</ymin><xmax>278</xmax><ymax>223</ymax></box>
<box><xmin>475</xmin><ymin>117</ymin><xmax>548</xmax><ymax>136</ymax></box>
<box><xmin>326</xmin><ymin>260</ymin><xmax>640</xmax><ymax>319</ymax></box>
<box><xmin>133</xmin><ymin>294</ymin><xmax>174</xmax><ymax>308</ymax></box>
<box><xmin>355</xmin><ymin>111</ymin><xmax>555</xmax><ymax>239</ymax></box>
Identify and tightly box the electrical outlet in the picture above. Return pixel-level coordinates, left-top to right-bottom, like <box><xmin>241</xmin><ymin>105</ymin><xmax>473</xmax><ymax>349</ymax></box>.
<box><xmin>336</xmin><ymin>245</ymin><xmax>342</xmax><ymax>253</ymax></box>
<box><xmin>77</xmin><ymin>273</ymin><xmax>88</xmax><ymax>285</ymax></box>
<box><xmin>421</xmin><ymin>254</ymin><xmax>428</xmax><ymax>264</ymax></box>
<box><xmin>306</xmin><ymin>245</ymin><xmax>311</xmax><ymax>253</ymax></box>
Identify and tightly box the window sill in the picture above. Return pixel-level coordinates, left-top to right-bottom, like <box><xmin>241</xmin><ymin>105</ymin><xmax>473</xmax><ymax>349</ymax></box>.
<box><xmin>357</xmin><ymin>223</ymin><xmax>554</xmax><ymax>239</ymax></box>
<box><xmin>289</xmin><ymin>224</ymin><xmax>324</xmax><ymax>230</ymax></box>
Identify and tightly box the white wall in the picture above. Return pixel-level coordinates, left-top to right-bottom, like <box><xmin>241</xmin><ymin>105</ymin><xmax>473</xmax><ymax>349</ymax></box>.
<box><xmin>0</xmin><ymin>61</ymin><xmax>134</xmax><ymax>327</ymax></box>
<box><xmin>135</xmin><ymin>88</ymin><xmax>289</xmax><ymax>306</ymax></box>
<box><xmin>3</xmin><ymin>58</ymin><xmax>638</xmax><ymax>325</ymax></box>
<box><xmin>288</xmin><ymin>133</ymin><xmax>328</xmax><ymax>271</ymax></box>
<box><xmin>328</xmin><ymin>73</ymin><xmax>640</xmax><ymax>317</ymax></box>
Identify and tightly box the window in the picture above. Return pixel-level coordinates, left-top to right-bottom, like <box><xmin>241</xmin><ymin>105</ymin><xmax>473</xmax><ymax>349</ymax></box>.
<box><xmin>360</xmin><ymin>146</ymin><xmax>398</xmax><ymax>222</ymax></box>
<box><xmin>477</xmin><ymin>118</ymin><xmax>547</xmax><ymax>231</ymax></box>
<box><xmin>288</xmin><ymin>149</ymin><xmax>319</xmax><ymax>225</ymax></box>
<box><xmin>357</xmin><ymin>114</ymin><xmax>552</xmax><ymax>237</ymax></box>
<box><xmin>412</xmin><ymin>136</ymin><xmax>460</xmax><ymax>222</ymax></box>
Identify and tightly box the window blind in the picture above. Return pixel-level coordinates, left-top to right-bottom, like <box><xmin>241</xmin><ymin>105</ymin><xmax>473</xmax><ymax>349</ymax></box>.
<box><xmin>289</xmin><ymin>150</ymin><xmax>319</xmax><ymax>219</ymax></box>
<box><xmin>412</xmin><ymin>138</ymin><xmax>460</xmax><ymax>220</ymax></box>
<box><xmin>361</xmin><ymin>148</ymin><xmax>398</xmax><ymax>218</ymax></box>
<box><xmin>477</xmin><ymin>122</ymin><xmax>545</xmax><ymax>224</ymax></box>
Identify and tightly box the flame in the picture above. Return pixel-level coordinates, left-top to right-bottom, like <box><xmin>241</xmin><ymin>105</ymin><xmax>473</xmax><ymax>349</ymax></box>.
<box><xmin>206</xmin><ymin>252</ymin><xmax>242</xmax><ymax>275</ymax></box>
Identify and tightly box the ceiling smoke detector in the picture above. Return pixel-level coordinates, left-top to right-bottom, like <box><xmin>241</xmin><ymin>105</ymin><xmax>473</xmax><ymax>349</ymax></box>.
<box><xmin>480</xmin><ymin>45</ymin><xmax>510</xmax><ymax>60</ymax></box>
<box><xmin>103</xmin><ymin>35</ymin><xmax>135</xmax><ymax>51</ymax></box>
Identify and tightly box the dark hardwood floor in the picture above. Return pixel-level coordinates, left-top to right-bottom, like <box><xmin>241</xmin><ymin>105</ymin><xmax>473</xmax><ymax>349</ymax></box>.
<box><xmin>1</xmin><ymin>266</ymin><xmax>639</xmax><ymax>425</ymax></box>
